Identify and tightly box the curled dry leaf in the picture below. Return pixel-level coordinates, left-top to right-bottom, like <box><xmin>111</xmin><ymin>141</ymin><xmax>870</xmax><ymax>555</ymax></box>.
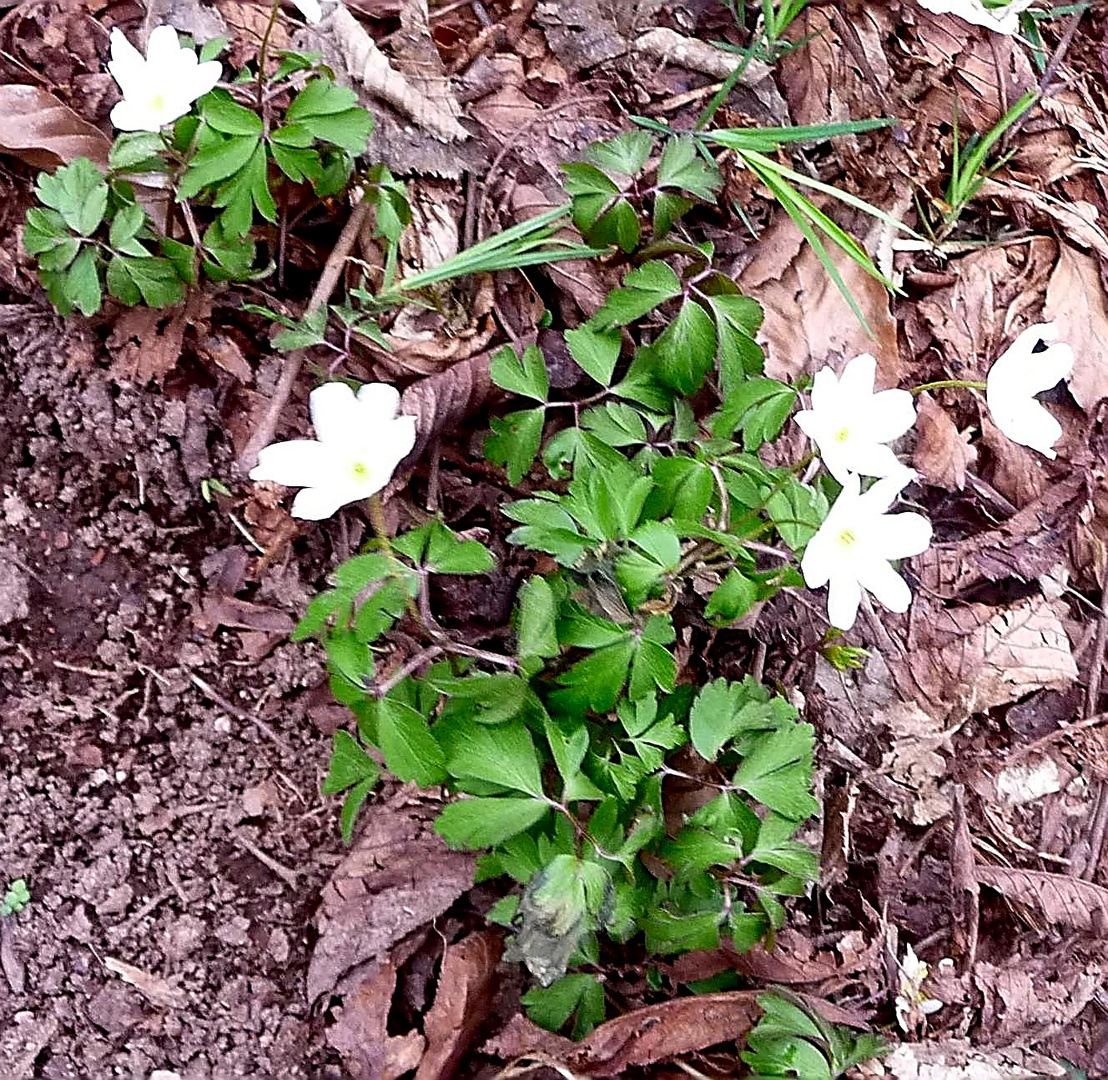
<box><xmin>307</xmin><ymin>789</ymin><xmax>476</xmax><ymax>1003</ymax></box>
<box><xmin>975</xmin><ymin>866</ymin><xmax>1108</xmax><ymax>935</ymax></box>
<box><xmin>913</xmin><ymin>391</ymin><xmax>977</xmax><ymax>491</ymax></box>
<box><xmin>914</xmin><ymin>474</ymin><xmax>1087</xmax><ymax>600</ymax></box>
<box><xmin>0</xmin><ymin>85</ymin><xmax>111</xmax><ymax>170</ymax></box>
<box><xmin>882</xmin><ymin>1040</ymin><xmax>1070</xmax><ymax>1079</ymax></box>
<box><xmin>1043</xmin><ymin>244</ymin><xmax>1108</xmax><ymax>411</ymax></box>
<box><xmin>414</xmin><ymin>930</ymin><xmax>502</xmax><ymax>1080</ymax></box>
<box><xmin>327</xmin><ymin>960</ymin><xmax>426</xmax><ymax>1080</ymax></box>
<box><xmin>891</xmin><ymin>596</ymin><xmax>1077</xmax><ymax>719</ymax></box>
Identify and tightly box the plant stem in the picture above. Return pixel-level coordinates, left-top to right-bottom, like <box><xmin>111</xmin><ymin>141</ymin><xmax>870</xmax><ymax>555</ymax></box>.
<box><xmin>256</xmin><ymin>0</ymin><xmax>282</xmax><ymax>106</ymax></box>
<box><xmin>910</xmin><ymin>378</ymin><xmax>986</xmax><ymax>394</ymax></box>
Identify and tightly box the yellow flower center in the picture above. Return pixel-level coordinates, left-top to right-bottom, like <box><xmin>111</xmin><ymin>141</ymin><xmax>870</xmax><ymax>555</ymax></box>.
<box><xmin>351</xmin><ymin>461</ymin><xmax>371</xmax><ymax>482</ymax></box>
<box><xmin>148</xmin><ymin>91</ymin><xmax>167</xmax><ymax>113</ymax></box>
<box><xmin>837</xmin><ymin>527</ymin><xmax>857</xmax><ymax>548</ymax></box>
<box><xmin>833</xmin><ymin>426</ymin><xmax>851</xmax><ymax>443</ymax></box>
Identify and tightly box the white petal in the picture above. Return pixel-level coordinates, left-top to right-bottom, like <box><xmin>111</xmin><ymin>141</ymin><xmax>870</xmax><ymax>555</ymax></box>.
<box><xmin>843</xmin><ymin>441</ymin><xmax>908</xmax><ymax>480</ymax></box>
<box><xmin>310</xmin><ymin>382</ymin><xmax>361</xmax><ymax>446</ymax></box>
<box><xmin>108</xmin><ymin>29</ymin><xmax>146</xmax><ymax>93</ymax></box>
<box><xmin>864</xmin><ymin>388</ymin><xmax>917</xmax><ymax>443</ymax></box>
<box><xmin>808</xmin><ymin>366</ymin><xmax>840</xmax><ymax>412</ymax></box>
<box><xmin>869</xmin><ymin>511</ymin><xmax>932</xmax><ymax>560</ymax></box>
<box><xmin>801</xmin><ymin>533</ymin><xmax>834</xmax><ymax>589</ymax></box>
<box><xmin>290</xmin><ymin>485</ymin><xmax>360</xmax><ymax>520</ymax></box>
<box><xmin>250</xmin><ymin>439</ymin><xmax>336</xmax><ymax>487</ymax></box>
<box><xmin>356</xmin><ymin>381</ymin><xmax>402</xmax><ymax>420</ymax></box>
<box><xmin>859</xmin><ymin>470</ymin><xmax>915</xmax><ymax>515</ymax></box>
<box><xmin>818</xmin><ymin>445</ymin><xmax>857</xmax><ymax>485</ymax></box>
<box><xmin>293</xmin><ymin>0</ymin><xmax>323</xmax><ymax>22</ymax></box>
<box><xmin>184</xmin><ymin>59</ymin><xmax>223</xmax><ymax>103</ymax></box>
<box><xmin>857</xmin><ymin>559</ymin><xmax>912</xmax><ymax>613</ymax></box>
<box><xmin>994</xmin><ymin>400</ymin><xmax>1062</xmax><ymax>457</ymax></box>
<box><xmin>146</xmin><ymin>25</ymin><xmax>184</xmax><ymax>67</ymax></box>
<box><xmin>376</xmin><ymin>414</ymin><xmax>418</xmax><ymax>468</ymax></box>
<box><xmin>110</xmin><ymin>99</ymin><xmax>159</xmax><ymax>133</ymax></box>
<box><xmin>826</xmin><ymin>574</ymin><xmax>862</xmax><ymax>630</ymax></box>
<box><xmin>837</xmin><ymin>353</ymin><xmax>876</xmax><ymax>399</ymax></box>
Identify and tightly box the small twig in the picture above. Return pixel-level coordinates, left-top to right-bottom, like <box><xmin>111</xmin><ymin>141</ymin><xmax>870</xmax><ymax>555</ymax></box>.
<box><xmin>185</xmin><ymin>671</ymin><xmax>294</xmax><ymax>755</ymax></box>
<box><xmin>234</xmin><ymin>832</ymin><xmax>299</xmax><ymax>889</ymax></box>
<box><xmin>1081</xmin><ymin>575</ymin><xmax>1108</xmax><ymax>879</ymax></box>
<box><xmin>374</xmin><ymin>646</ymin><xmax>444</xmax><ymax>698</ymax></box>
<box><xmin>236</xmin><ymin>193</ymin><xmax>374</xmax><ymax>474</ymax></box>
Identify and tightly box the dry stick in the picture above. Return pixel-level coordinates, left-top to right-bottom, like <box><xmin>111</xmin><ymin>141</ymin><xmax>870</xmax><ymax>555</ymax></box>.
<box><xmin>236</xmin><ymin>194</ymin><xmax>374</xmax><ymax>474</ymax></box>
<box><xmin>1081</xmin><ymin>578</ymin><xmax>1108</xmax><ymax>880</ymax></box>
<box><xmin>185</xmin><ymin>670</ymin><xmax>294</xmax><ymax>755</ymax></box>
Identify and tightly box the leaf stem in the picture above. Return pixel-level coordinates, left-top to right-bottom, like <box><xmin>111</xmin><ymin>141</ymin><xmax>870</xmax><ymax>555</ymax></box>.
<box><xmin>910</xmin><ymin>378</ymin><xmax>986</xmax><ymax>394</ymax></box>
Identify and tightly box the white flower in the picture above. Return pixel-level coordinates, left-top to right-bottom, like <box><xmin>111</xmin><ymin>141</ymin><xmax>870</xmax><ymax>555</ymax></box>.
<box><xmin>986</xmin><ymin>322</ymin><xmax>1073</xmax><ymax>459</ymax></box>
<box><xmin>914</xmin><ymin>0</ymin><xmax>1034</xmax><ymax>34</ymax></box>
<box><xmin>794</xmin><ymin>354</ymin><xmax>916</xmax><ymax>484</ymax></box>
<box><xmin>802</xmin><ymin>471</ymin><xmax>932</xmax><ymax>630</ymax></box>
<box><xmin>249</xmin><ymin>382</ymin><xmax>417</xmax><ymax>520</ymax></box>
<box><xmin>108</xmin><ymin>26</ymin><xmax>222</xmax><ymax>132</ymax></box>
<box><xmin>894</xmin><ymin>944</ymin><xmax>944</xmax><ymax>1032</ymax></box>
<box><xmin>291</xmin><ymin>0</ymin><xmax>323</xmax><ymax>22</ymax></box>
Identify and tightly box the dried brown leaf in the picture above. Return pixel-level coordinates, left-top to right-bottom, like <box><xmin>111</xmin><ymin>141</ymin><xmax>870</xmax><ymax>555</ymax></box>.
<box><xmin>307</xmin><ymin>789</ymin><xmax>475</xmax><ymax>1003</ymax></box>
<box><xmin>103</xmin><ymin>956</ymin><xmax>187</xmax><ymax>1009</ymax></box>
<box><xmin>328</xmin><ymin>960</ymin><xmax>427</xmax><ymax>1080</ymax></box>
<box><xmin>975</xmin><ymin>866</ymin><xmax>1108</xmax><ymax>934</ymax></box>
<box><xmin>913</xmin><ymin>392</ymin><xmax>976</xmax><ymax>491</ymax></box>
<box><xmin>397</xmin><ymin>344</ymin><xmax>504</xmax><ymax>464</ymax></box>
<box><xmin>0</xmin><ymin>85</ymin><xmax>111</xmax><ymax>170</ymax></box>
<box><xmin>739</xmin><ymin>216</ymin><xmax>897</xmax><ymax>385</ymax></box>
<box><xmin>914</xmin><ymin>474</ymin><xmax>1087</xmax><ymax>600</ymax></box>
<box><xmin>106</xmin><ymin>292</ymin><xmax>212</xmax><ymax>386</ymax></box>
<box><xmin>1043</xmin><ymin>244</ymin><xmax>1108</xmax><ymax>411</ymax></box>
<box><xmin>986</xmin><ymin>181</ymin><xmax>1108</xmax><ymax>262</ymax></box>
<box><xmin>415</xmin><ymin>930</ymin><xmax>502</xmax><ymax>1080</ymax></box>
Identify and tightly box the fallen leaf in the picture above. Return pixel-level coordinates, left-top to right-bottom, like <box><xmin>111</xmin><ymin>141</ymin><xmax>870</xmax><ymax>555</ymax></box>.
<box><xmin>307</xmin><ymin>789</ymin><xmax>476</xmax><ymax>1003</ymax></box>
<box><xmin>893</xmin><ymin>596</ymin><xmax>1078</xmax><ymax>719</ymax></box>
<box><xmin>193</xmin><ymin>595</ymin><xmax>296</xmax><ymax>635</ymax></box>
<box><xmin>739</xmin><ymin>214</ymin><xmax>898</xmax><ymax>386</ymax></box>
<box><xmin>975</xmin><ymin>867</ymin><xmax>1108</xmax><ymax>934</ymax></box>
<box><xmin>973</xmin><ymin>959</ymin><xmax>1103</xmax><ymax>1044</ymax></box>
<box><xmin>107</xmin><ymin>292</ymin><xmax>213</xmax><ymax>386</ymax></box>
<box><xmin>985</xmin><ymin>181</ymin><xmax>1108</xmax><ymax>262</ymax></box>
<box><xmin>913</xmin><ymin>391</ymin><xmax>977</xmax><ymax>491</ymax></box>
<box><xmin>1043</xmin><ymin>243</ymin><xmax>1108</xmax><ymax>411</ymax></box>
<box><xmin>882</xmin><ymin>1040</ymin><xmax>1070</xmax><ymax>1079</ymax></box>
<box><xmin>0</xmin><ymin>85</ymin><xmax>111</xmax><ymax>170</ymax></box>
<box><xmin>415</xmin><ymin>930</ymin><xmax>502</xmax><ymax>1080</ymax></box>
<box><xmin>327</xmin><ymin>960</ymin><xmax>427</xmax><ymax>1080</ymax></box>
<box><xmin>103</xmin><ymin>956</ymin><xmax>187</xmax><ymax>1009</ymax></box>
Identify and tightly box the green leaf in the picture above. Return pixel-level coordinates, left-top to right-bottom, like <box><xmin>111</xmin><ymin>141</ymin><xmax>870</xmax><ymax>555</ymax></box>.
<box><xmin>424</xmin><ymin>519</ymin><xmax>495</xmax><ymax>574</ymax></box>
<box><xmin>35</xmin><ymin>158</ymin><xmax>108</xmax><ymax>237</ymax></box>
<box><xmin>436</xmin><ymin>797</ymin><xmax>550</xmax><ymax>849</ymax></box>
<box><xmin>552</xmin><ymin>635</ymin><xmax>635</xmax><ymax>713</ymax></box>
<box><xmin>689</xmin><ymin>677</ymin><xmax>797</xmax><ymax>762</ymax></box>
<box><xmin>270</xmin><ymin>141</ymin><xmax>324</xmax><ymax>184</ymax></box>
<box><xmin>178</xmin><ymin>133</ymin><xmax>260</xmax><ymax>200</ymax></box>
<box><xmin>200</xmin><ymin>89</ymin><xmax>264</xmax><ymax>135</ymax></box>
<box><xmin>108</xmin><ymin>203</ymin><xmax>147</xmax><ymax>252</ymax></box>
<box><xmin>109</xmin><ymin>132</ymin><xmax>167</xmax><ymax>171</ymax></box>
<box><xmin>653</xmin><ymin>190</ymin><xmax>694</xmax><ymax>239</ymax></box>
<box><xmin>704</xmin><ymin>293</ymin><xmax>765</xmax><ymax>392</ymax></box>
<box><xmin>516</xmin><ymin>576</ymin><xmax>559</xmax><ymax>664</ymax></box>
<box><xmin>198</xmin><ymin>35</ymin><xmax>229</xmax><ymax>62</ymax></box>
<box><xmin>364</xmin><ymin>162</ymin><xmax>411</xmax><ymax>244</ymax></box>
<box><xmin>585</xmin><ymin>129</ymin><xmax>654</xmax><ymax>175</ymax></box>
<box><xmin>35</xmin><ymin>235</ymin><xmax>80</xmax><ymax>273</ymax></box>
<box><xmin>704</xmin><ymin>569</ymin><xmax>760</xmax><ymax>624</ymax></box>
<box><xmin>714</xmin><ymin>377</ymin><xmax>797</xmax><ymax>450</ymax></box>
<box><xmin>299</xmin><ymin>109</ymin><xmax>372</xmax><ymax>154</ymax></box>
<box><xmin>589</xmin><ymin>198</ymin><xmax>640</xmax><ymax>253</ymax></box>
<box><xmin>378</xmin><ymin>700</ymin><xmax>447</xmax><ymax>785</ymax></box>
<box><xmin>564</xmin><ymin>323</ymin><xmax>620</xmax><ymax>386</ymax></box>
<box><xmin>489</xmin><ymin>343</ymin><xmax>549</xmax><ymax>401</ymax></box>
<box><xmin>287</xmin><ymin>76</ymin><xmax>360</xmax><ymax>120</ymax></box>
<box><xmin>523</xmin><ymin>973</ymin><xmax>606</xmax><ymax>1038</ymax></box>
<box><xmin>639</xmin><ymin>298</ymin><xmax>716</xmax><ymax>395</ymax></box>
<box><xmin>323</xmin><ymin>729</ymin><xmax>381</xmax><ymax>794</ymax></box>
<box><xmin>628</xmin><ymin>613</ymin><xmax>676</xmax><ymax>700</ymax></box>
<box><xmin>340</xmin><ymin>778</ymin><xmax>375</xmax><ymax>844</ymax></box>
<box><xmin>581</xmin><ymin>402</ymin><xmax>647</xmax><ymax>447</ymax></box>
<box><xmin>646</xmin><ymin>457</ymin><xmax>713</xmax><ymax>521</ymax></box>
<box><xmin>733</xmin><ymin>722</ymin><xmax>820</xmax><ymax>820</ymax></box>
<box><xmin>657</xmin><ymin>135</ymin><xmax>722</xmax><ymax>199</ymax></box>
<box><xmin>64</xmin><ymin>246</ymin><xmax>102</xmax><ymax>315</ymax></box>
<box><xmin>641</xmin><ymin>907</ymin><xmax>722</xmax><ymax>955</ymax></box>
<box><xmin>486</xmin><ymin>408</ymin><xmax>545</xmax><ymax>486</ymax></box>
<box><xmin>590</xmin><ymin>261</ymin><xmax>682</xmax><ymax>330</ymax></box>
<box><xmin>767</xmin><ymin>478</ymin><xmax>828</xmax><ymax>551</ymax></box>
<box><xmin>106</xmin><ymin>255</ymin><xmax>185</xmax><ymax>308</ymax></box>
<box><xmin>444</xmin><ymin>720</ymin><xmax>545</xmax><ymax>796</ymax></box>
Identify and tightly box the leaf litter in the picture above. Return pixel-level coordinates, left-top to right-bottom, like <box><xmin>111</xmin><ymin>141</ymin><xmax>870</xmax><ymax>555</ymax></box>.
<box><xmin>7</xmin><ymin>0</ymin><xmax>1108</xmax><ymax>1075</ymax></box>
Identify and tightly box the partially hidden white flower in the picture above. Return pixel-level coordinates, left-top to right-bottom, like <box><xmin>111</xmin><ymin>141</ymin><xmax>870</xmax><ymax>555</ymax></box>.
<box><xmin>802</xmin><ymin>471</ymin><xmax>932</xmax><ymax>631</ymax></box>
<box><xmin>249</xmin><ymin>382</ymin><xmax>417</xmax><ymax>520</ymax></box>
<box><xmin>290</xmin><ymin>0</ymin><xmax>323</xmax><ymax>23</ymax></box>
<box><xmin>894</xmin><ymin>944</ymin><xmax>944</xmax><ymax>1032</ymax></box>
<box><xmin>914</xmin><ymin>0</ymin><xmax>1034</xmax><ymax>35</ymax></box>
<box><xmin>986</xmin><ymin>322</ymin><xmax>1073</xmax><ymax>459</ymax></box>
<box><xmin>794</xmin><ymin>354</ymin><xmax>916</xmax><ymax>485</ymax></box>
<box><xmin>108</xmin><ymin>25</ymin><xmax>222</xmax><ymax>132</ymax></box>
